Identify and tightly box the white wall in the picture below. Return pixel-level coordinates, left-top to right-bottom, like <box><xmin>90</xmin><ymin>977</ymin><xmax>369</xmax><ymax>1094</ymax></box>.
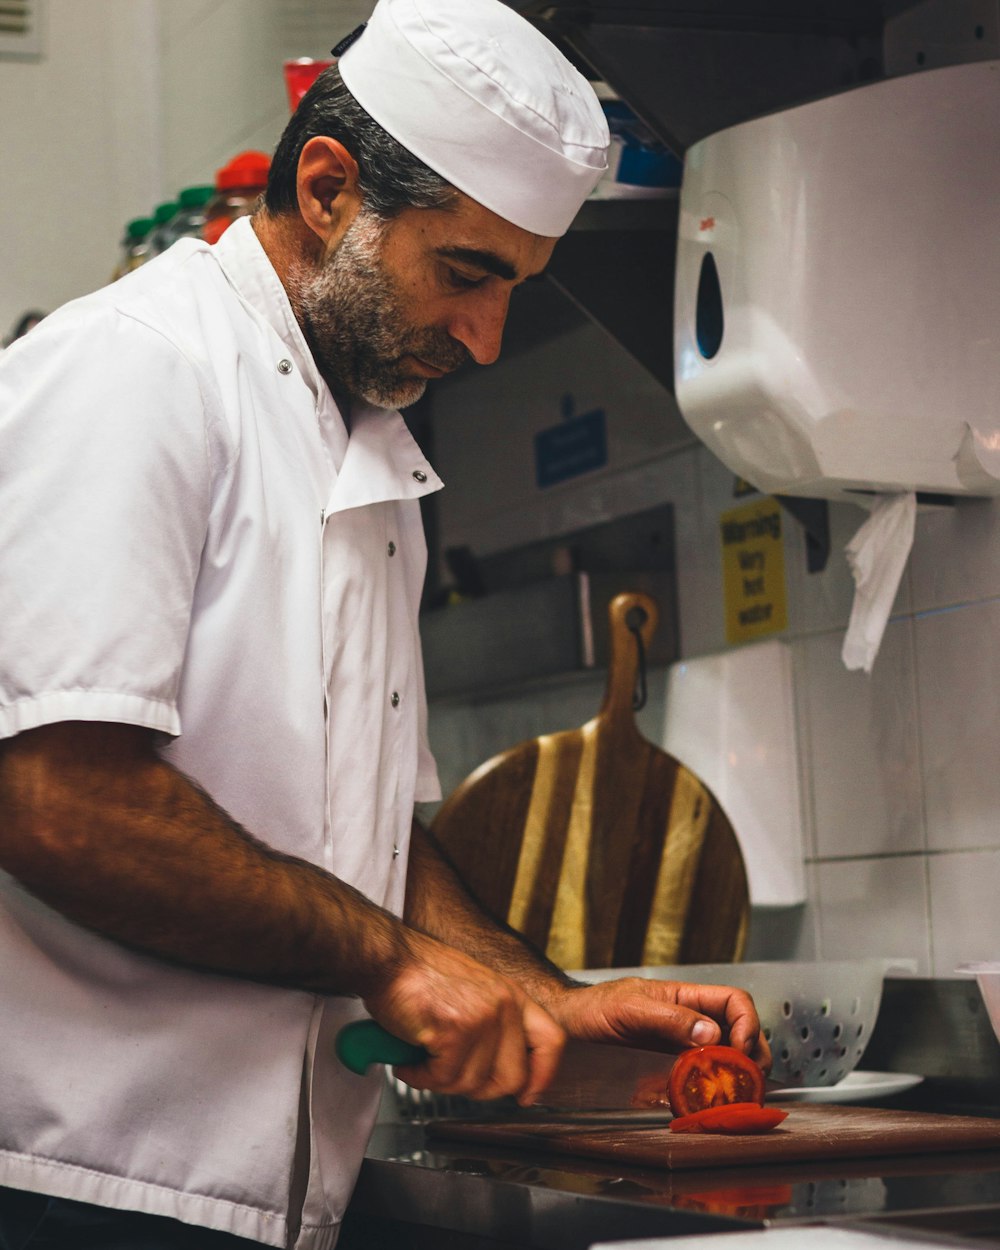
<box><xmin>0</xmin><ymin>0</ymin><xmax>160</xmax><ymax>336</ymax></box>
<box><xmin>0</xmin><ymin>0</ymin><xmax>368</xmax><ymax>339</ymax></box>
<box><xmin>425</xmin><ymin>319</ymin><xmax>1000</xmax><ymax>979</ymax></box>
<box><xmin>156</xmin><ymin>0</ymin><xmax>370</xmax><ymax>194</ymax></box>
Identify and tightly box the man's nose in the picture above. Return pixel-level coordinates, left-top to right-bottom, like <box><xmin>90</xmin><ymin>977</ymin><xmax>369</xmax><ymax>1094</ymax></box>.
<box><xmin>448</xmin><ymin>288</ymin><xmax>511</xmax><ymax>366</ymax></box>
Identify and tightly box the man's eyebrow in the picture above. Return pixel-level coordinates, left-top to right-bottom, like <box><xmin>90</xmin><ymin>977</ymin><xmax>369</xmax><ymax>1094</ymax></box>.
<box><xmin>435</xmin><ymin>246</ymin><xmax>523</xmax><ymax>282</ymax></box>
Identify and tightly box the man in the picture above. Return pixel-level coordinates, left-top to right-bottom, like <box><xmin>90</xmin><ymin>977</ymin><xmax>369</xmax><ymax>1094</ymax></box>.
<box><xmin>0</xmin><ymin>0</ymin><xmax>768</xmax><ymax>1247</ymax></box>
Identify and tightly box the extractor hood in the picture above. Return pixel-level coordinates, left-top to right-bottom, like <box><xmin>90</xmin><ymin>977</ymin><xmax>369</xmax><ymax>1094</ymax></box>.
<box><xmin>518</xmin><ymin>0</ymin><xmax>903</xmax><ymax>157</ymax></box>
<box><xmin>497</xmin><ymin>0</ymin><xmax>982</xmax><ymax>395</ymax></box>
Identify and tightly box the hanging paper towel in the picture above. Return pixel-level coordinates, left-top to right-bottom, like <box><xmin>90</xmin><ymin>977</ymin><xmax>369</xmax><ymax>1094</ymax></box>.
<box><xmin>841</xmin><ymin>492</ymin><xmax>916</xmax><ymax>674</ymax></box>
<box><xmin>662</xmin><ymin>640</ymin><xmax>805</xmax><ymax>906</ymax></box>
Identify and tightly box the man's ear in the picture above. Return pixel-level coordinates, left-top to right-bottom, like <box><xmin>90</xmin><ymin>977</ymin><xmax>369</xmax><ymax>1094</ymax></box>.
<box><xmin>296</xmin><ymin>136</ymin><xmax>363</xmax><ymax>249</ymax></box>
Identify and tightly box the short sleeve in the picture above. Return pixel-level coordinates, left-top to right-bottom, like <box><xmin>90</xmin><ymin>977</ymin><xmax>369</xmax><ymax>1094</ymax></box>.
<box><xmin>0</xmin><ymin>305</ymin><xmax>217</xmax><ymax>740</ymax></box>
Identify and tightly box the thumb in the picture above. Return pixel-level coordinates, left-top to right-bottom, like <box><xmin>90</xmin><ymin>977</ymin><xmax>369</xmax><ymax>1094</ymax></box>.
<box><xmin>628</xmin><ymin>996</ymin><xmax>723</xmax><ymax>1049</ymax></box>
<box><xmin>619</xmin><ymin>999</ymin><xmax>723</xmax><ymax>1051</ymax></box>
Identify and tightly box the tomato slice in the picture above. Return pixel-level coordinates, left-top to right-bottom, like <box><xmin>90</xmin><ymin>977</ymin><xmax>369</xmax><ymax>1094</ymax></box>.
<box><xmin>669</xmin><ymin>1103</ymin><xmax>788</xmax><ymax>1135</ymax></box>
<box><xmin>667</xmin><ymin>1044</ymin><xmax>766</xmax><ymax>1117</ymax></box>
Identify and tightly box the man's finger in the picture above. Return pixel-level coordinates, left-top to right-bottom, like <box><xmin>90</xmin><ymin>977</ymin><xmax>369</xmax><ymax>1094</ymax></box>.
<box><xmin>673</xmin><ymin>984</ymin><xmax>763</xmax><ymax>1042</ymax></box>
<box><xmin>517</xmin><ymin>1002</ymin><xmax>566</xmax><ymax>1106</ymax></box>
<box><xmin>483</xmin><ymin>1000</ymin><xmax>533</xmax><ymax>1099</ymax></box>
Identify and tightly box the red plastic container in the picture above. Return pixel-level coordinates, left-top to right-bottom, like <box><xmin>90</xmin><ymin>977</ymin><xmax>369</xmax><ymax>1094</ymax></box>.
<box><xmin>283</xmin><ymin>59</ymin><xmax>333</xmax><ymax>111</ymax></box>
<box><xmin>203</xmin><ymin>151</ymin><xmax>271</xmax><ymax>244</ymax></box>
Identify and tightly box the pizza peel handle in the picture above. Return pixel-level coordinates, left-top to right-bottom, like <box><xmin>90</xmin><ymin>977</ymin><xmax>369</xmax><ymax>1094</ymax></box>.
<box><xmin>600</xmin><ymin>591</ymin><xmax>657</xmax><ymax>727</ymax></box>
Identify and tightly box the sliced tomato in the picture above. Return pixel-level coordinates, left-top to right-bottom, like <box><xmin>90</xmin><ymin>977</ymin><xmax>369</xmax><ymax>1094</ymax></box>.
<box><xmin>667</xmin><ymin>1044</ymin><xmax>766</xmax><ymax>1117</ymax></box>
<box><xmin>669</xmin><ymin>1103</ymin><xmax>788</xmax><ymax>1135</ymax></box>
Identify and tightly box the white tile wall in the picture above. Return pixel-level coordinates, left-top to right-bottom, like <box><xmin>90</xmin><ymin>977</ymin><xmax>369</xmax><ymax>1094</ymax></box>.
<box><xmin>928</xmin><ymin>850</ymin><xmax>1000</xmax><ymax>973</ymax></box>
<box><xmin>915</xmin><ymin>597</ymin><xmax>1000</xmax><ymax>853</ymax></box>
<box><xmin>797</xmin><ymin>620</ymin><xmax>925</xmax><ymax>860</ymax></box>
<box><xmin>812</xmin><ymin>856</ymin><xmax>932</xmax><ymax>974</ymax></box>
<box><xmin>911</xmin><ymin>495</ymin><xmax>1000</xmax><ymax>612</ymax></box>
<box><xmin>681</xmin><ymin>447</ymin><xmax>736</xmax><ymax>658</ymax></box>
<box><xmin>657</xmin><ymin>448</ymin><xmax>700</xmax><ymax>649</ymax></box>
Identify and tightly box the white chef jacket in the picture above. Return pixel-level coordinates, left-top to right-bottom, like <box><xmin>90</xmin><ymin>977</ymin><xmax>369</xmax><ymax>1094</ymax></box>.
<box><xmin>0</xmin><ymin>217</ymin><xmax>443</xmax><ymax>1249</ymax></box>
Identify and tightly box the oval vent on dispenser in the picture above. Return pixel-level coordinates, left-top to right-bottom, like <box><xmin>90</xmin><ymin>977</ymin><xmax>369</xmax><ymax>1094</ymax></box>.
<box><xmin>696</xmin><ymin>251</ymin><xmax>724</xmax><ymax>359</ymax></box>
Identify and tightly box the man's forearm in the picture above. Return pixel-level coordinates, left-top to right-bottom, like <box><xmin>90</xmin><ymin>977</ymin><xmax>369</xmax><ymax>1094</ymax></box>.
<box><xmin>0</xmin><ymin>722</ymin><xmax>410</xmax><ymax>998</ymax></box>
<box><xmin>404</xmin><ymin>821</ymin><xmax>579</xmax><ymax>1011</ymax></box>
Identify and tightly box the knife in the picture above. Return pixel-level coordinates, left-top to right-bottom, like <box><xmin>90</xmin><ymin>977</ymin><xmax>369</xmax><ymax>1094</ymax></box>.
<box><xmin>336</xmin><ymin>1019</ymin><xmax>678</xmax><ymax>1111</ymax></box>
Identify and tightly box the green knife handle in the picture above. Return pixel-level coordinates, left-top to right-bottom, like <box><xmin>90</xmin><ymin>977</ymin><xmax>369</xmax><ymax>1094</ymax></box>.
<box><xmin>336</xmin><ymin>1020</ymin><xmax>427</xmax><ymax>1075</ymax></box>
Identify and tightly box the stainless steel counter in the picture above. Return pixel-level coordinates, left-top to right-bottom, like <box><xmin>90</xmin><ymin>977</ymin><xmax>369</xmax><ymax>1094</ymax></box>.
<box><xmin>343</xmin><ymin>1120</ymin><xmax>1000</xmax><ymax>1250</ymax></box>
<box><xmin>342</xmin><ymin>981</ymin><xmax>1000</xmax><ymax>1249</ymax></box>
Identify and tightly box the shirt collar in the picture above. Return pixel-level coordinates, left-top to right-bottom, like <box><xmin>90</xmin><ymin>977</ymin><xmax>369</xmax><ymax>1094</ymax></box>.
<box><xmin>325</xmin><ymin>406</ymin><xmax>443</xmax><ymax>515</ymax></box>
<box><xmin>211</xmin><ymin>216</ymin><xmax>444</xmax><ymax>513</ymax></box>
<box><xmin>212</xmin><ymin>215</ymin><xmax>325</xmax><ymax>403</ymax></box>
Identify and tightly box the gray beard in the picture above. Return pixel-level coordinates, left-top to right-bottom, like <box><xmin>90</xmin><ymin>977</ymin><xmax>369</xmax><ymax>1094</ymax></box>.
<box><xmin>289</xmin><ymin>211</ymin><xmax>470</xmax><ymax>410</ymax></box>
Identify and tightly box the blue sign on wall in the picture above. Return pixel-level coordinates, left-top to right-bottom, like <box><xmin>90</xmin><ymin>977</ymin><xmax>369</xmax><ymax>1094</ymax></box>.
<box><xmin>534</xmin><ymin>408</ymin><xmax>607</xmax><ymax>489</ymax></box>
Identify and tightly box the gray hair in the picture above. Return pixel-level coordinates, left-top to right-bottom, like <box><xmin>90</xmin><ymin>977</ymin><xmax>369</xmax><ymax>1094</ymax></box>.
<box><xmin>264</xmin><ymin>64</ymin><xmax>457</xmax><ymax>220</ymax></box>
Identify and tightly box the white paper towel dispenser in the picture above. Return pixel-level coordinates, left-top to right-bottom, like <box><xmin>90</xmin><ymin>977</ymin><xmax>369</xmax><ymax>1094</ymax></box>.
<box><xmin>673</xmin><ymin>59</ymin><xmax>1000</xmax><ymax>502</ymax></box>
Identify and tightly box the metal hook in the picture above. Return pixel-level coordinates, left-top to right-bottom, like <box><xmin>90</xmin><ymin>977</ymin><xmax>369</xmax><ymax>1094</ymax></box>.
<box><xmin>625</xmin><ymin>605</ymin><xmax>648</xmax><ymax>712</ymax></box>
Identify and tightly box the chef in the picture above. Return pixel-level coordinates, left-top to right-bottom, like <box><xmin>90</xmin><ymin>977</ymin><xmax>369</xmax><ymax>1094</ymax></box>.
<box><xmin>0</xmin><ymin>0</ymin><xmax>769</xmax><ymax>1246</ymax></box>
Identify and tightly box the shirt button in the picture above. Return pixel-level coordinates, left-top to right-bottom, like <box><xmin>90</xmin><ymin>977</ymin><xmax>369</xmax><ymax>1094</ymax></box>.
<box><xmin>412</xmin><ymin>469</ymin><xmax>427</xmax><ymax>483</ymax></box>
<box><xmin>277</xmin><ymin>358</ymin><xmax>293</xmax><ymax>374</ymax></box>
<box><xmin>387</xmin><ymin>541</ymin><xmax>396</xmax><ymax>557</ymax></box>
<box><xmin>390</xmin><ymin>691</ymin><xmax>400</xmax><ymax>708</ymax></box>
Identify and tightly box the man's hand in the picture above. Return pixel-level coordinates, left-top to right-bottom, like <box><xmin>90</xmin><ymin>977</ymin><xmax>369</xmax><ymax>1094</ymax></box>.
<box><xmin>364</xmin><ymin>930</ymin><xmax>566</xmax><ymax>1106</ymax></box>
<box><xmin>400</xmin><ymin>824</ymin><xmax>771</xmax><ymax>1095</ymax></box>
<box><xmin>541</xmin><ymin>976</ymin><xmax>772</xmax><ymax>1072</ymax></box>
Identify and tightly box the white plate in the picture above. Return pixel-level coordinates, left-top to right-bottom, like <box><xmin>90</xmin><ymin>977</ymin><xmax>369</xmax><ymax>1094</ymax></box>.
<box><xmin>770</xmin><ymin>1071</ymin><xmax>924</xmax><ymax>1103</ymax></box>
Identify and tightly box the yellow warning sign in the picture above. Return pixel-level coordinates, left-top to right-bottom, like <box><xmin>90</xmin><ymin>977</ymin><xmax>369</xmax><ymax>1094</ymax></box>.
<box><xmin>720</xmin><ymin>496</ymin><xmax>787</xmax><ymax>644</ymax></box>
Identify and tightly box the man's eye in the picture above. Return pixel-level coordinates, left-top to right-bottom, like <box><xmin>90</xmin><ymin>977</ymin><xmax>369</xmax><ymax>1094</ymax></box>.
<box><xmin>444</xmin><ymin>266</ymin><xmax>483</xmax><ymax>291</ymax></box>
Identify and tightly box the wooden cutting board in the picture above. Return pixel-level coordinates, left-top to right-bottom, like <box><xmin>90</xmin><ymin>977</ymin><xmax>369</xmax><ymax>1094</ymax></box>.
<box><xmin>426</xmin><ymin>1104</ymin><xmax>1000</xmax><ymax>1170</ymax></box>
<box><xmin>429</xmin><ymin>591</ymin><xmax>749</xmax><ymax>968</ymax></box>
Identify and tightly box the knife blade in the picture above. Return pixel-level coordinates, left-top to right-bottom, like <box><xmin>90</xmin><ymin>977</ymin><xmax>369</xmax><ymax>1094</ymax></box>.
<box><xmin>335</xmin><ymin>1019</ymin><xmax>677</xmax><ymax>1111</ymax></box>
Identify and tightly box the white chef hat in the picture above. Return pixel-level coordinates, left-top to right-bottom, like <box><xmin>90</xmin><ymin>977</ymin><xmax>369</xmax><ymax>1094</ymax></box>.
<box><xmin>336</xmin><ymin>0</ymin><xmax>610</xmax><ymax>237</ymax></box>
